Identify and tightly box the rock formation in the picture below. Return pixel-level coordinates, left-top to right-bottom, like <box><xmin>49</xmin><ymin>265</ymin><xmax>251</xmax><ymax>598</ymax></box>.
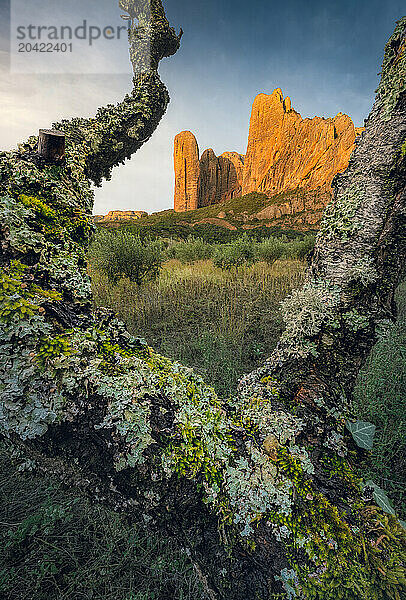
<box><xmin>174</xmin><ymin>89</ymin><xmax>363</xmax><ymax>215</ymax></box>
<box><xmin>243</xmin><ymin>89</ymin><xmax>362</xmax><ymax>196</ymax></box>
<box><xmin>173</xmin><ymin>131</ymin><xmax>201</xmax><ymax>211</ymax></box>
<box><xmin>174</xmin><ymin>133</ymin><xmax>244</xmax><ymax>212</ymax></box>
<box><xmin>93</xmin><ymin>210</ymin><xmax>148</xmax><ymax>223</ymax></box>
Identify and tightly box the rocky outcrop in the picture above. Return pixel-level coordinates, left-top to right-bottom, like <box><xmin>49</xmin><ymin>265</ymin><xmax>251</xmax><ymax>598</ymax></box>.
<box><xmin>94</xmin><ymin>210</ymin><xmax>148</xmax><ymax>223</ymax></box>
<box><xmin>243</xmin><ymin>89</ymin><xmax>362</xmax><ymax>196</ymax></box>
<box><xmin>173</xmin><ymin>131</ymin><xmax>200</xmax><ymax>211</ymax></box>
<box><xmin>199</xmin><ymin>149</ymin><xmax>244</xmax><ymax>207</ymax></box>
<box><xmin>174</xmin><ymin>133</ymin><xmax>244</xmax><ymax>212</ymax></box>
<box><xmin>218</xmin><ymin>152</ymin><xmax>245</xmax><ymax>201</ymax></box>
<box><xmin>174</xmin><ymin>89</ymin><xmax>363</xmax><ymax>216</ymax></box>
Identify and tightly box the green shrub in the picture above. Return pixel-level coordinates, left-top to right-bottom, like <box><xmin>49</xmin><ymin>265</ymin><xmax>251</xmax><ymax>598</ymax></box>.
<box><xmin>255</xmin><ymin>237</ymin><xmax>285</xmax><ymax>265</ymax></box>
<box><xmin>167</xmin><ymin>237</ymin><xmax>213</xmax><ymax>263</ymax></box>
<box><xmin>89</xmin><ymin>230</ymin><xmax>163</xmax><ymax>285</ymax></box>
<box><xmin>212</xmin><ymin>234</ymin><xmax>315</xmax><ymax>270</ymax></box>
<box><xmin>285</xmin><ymin>234</ymin><xmax>316</xmax><ymax>260</ymax></box>
<box><xmin>213</xmin><ymin>234</ymin><xmax>255</xmax><ymax>271</ymax></box>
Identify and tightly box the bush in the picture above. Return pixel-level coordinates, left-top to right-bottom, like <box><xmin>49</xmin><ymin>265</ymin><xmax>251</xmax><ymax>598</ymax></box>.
<box><xmin>89</xmin><ymin>230</ymin><xmax>163</xmax><ymax>285</ymax></box>
<box><xmin>286</xmin><ymin>234</ymin><xmax>316</xmax><ymax>260</ymax></box>
<box><xmin>167</xmin><ymin>237</ymin><xmax>213</xmax><ymax>263</ymax></box>
<box><xmin>255</xmin><ymin>237</ymin><xmax>285</xmax><ymax>265</ymax></box>
<box><xmin>213</xmin><ymin>234</ymin><xmax>255</xmax><ymax>271</ymax></box>
<box><xmin>213</xmin><ymin>234</ymin><xmax>315</xmax><ymax>270</ymax></box>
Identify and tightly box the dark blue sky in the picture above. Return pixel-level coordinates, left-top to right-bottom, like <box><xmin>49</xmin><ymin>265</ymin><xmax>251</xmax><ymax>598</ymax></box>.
<box><xmin>160</xmin><ymin>0</ymin><xmax>404</xmax><ymax>148</ymax></box>
<box><xmin>0</xmin><ymin>0</ymin><xmax>404</xmax><ymax>213</ymax></box>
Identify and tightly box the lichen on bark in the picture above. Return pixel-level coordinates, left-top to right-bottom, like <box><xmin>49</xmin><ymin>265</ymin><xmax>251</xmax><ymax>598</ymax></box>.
<box><xmin>1</xmin><ymin>5</ymin><xmax>406</xmax><ymax>599</ymax></box>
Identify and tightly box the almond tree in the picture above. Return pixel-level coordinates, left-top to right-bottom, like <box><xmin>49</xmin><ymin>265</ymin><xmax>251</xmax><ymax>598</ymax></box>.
<box><xmin>0</xmin><ymin>3</ymin><xmax>405</xmax><ymax>599</ymax></box>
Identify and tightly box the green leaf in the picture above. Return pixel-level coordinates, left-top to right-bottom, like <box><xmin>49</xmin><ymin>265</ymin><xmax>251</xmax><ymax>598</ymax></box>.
<box><xmin>365</xmin><ymin>481</ymin><xmax>396</xmax><ymax>516</ymax></box>
<box><xmin>399</xmin><ymin>519</ymin><xmax>406</xmax><ymax>530</ymax></box>
<box><xmin>346</xmin><ymin>420</ymin><xmax>376</xmax><ymax>450</ymax></box>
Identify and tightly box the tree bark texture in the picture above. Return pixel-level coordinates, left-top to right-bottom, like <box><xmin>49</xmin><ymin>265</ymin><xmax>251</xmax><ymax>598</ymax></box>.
<box><xmin>0</xmin><ymin>6</ymin><xmax>406</xmax><ymax>600</ymax></box>
<box><xmin>37</xmin><ymin>129</ymin><xmax>66</xmax><ymax>163</ymax></box>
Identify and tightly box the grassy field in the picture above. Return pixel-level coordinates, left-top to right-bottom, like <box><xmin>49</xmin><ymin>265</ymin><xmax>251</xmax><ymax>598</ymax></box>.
<box><xmin>353</xmin><ymin>280</ymin><xmax>406</xmax><ymax>513</ymax></box>
<box><xmin>91</xmin><ymin>258</ymin><xmax>305</xmax><ymax>396</ymax></box>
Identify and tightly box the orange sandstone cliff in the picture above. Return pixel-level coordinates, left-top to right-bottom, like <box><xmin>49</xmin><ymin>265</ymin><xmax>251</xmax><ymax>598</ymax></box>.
<box><xmin>93</xmin><ymin>210</ymin><xmax>148</xmax><ymax>223</ymax></box>
<box><xmin>173</xmin><ymin>131</ymin><xmax>201</xmax><ymax>212</ymax></box>
<box><xmin>174</xmin><ymin>134</ymin><xmax>244</xmax><ymax>212</ymax></box>
<box><xmin>174</xmin><ymin>89</ymin><xmax>363</xmax><ymax>215</ymax></box>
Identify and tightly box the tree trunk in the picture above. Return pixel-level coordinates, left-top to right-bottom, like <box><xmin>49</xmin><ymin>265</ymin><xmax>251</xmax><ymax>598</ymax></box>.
<box><xmin>37</xmin><ymin>129</ymin><xmax>65</xmax><ymax>163</ymax></box>
<box><xmin>1</xmin><ymin>6</ymin><xmax>406</xmax><ymax>600</ymax></box>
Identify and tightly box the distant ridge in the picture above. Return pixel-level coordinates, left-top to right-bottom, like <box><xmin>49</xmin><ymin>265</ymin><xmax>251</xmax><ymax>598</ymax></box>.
<box><xmin>94</xmin><ymin>210</ymin><xmax>148</xmax><ymax>223</ymax></box>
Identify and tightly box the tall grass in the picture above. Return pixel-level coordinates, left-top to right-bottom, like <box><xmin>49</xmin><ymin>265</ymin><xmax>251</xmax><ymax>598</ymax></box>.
<box><xmin>353</xmin><ymin>280</ymin><xmax>406</xmax><ymax>514</ymax></box>
<box><xmin>91</xmin><ymin>259</ymin><xmax>305</xmax><ymax>396</ymax></box>
<box><xmin>0</xmin><ymin>443</ymin><xmax>202</xmax><ymax>600</ymax></box>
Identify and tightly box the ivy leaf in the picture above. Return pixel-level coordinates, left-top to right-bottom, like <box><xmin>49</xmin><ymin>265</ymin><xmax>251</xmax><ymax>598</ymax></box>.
<box><xmin>346</xmin><ymin>420</ymin><xmax>376</xmax><ymax>450</ymax></box>
<box><xmin>365</xmin><ymin>481</ymin><xmax>396</xmax><ymax>516</ymax></box>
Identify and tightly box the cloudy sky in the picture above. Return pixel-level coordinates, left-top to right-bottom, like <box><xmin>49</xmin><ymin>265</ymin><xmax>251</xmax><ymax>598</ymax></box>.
<box><xmin>0</xmin><ymin>0</ymin><xmax>404</xmax><ymax>215</ymax></box>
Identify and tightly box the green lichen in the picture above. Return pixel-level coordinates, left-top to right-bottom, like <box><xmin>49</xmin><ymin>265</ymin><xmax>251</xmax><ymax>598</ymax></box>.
<box><xmin>319</xmin><ymin>184</ymin><xmax>365</xmax><ymax>241</ymax></box>
<box><xmin>0</xmin><ymin>196</ymin><xmax>45</xmax><ymax>253</ymax></box>
<box><xmin>279</xmin><ymin>280</ymin><xmax>340</xmax><ymax>358</ymax></box>
<box><xmin>342</xmin><ymin>309</ymin><xmax>370</xmax><ymax>332</ymax></box>
<box><xmin>19</xmin><ymin>194</ymin><xmax>58</xmax><ymax>220</ymax></box>
<box><xmin>35</xmin><ymin>334</ymin><xmax>73</xmax><ymax>368</ymax></box>
<box><xmin>346</xmin><ymin>256</ymin><xmax>378</xmax><ymax>286</ymax></box>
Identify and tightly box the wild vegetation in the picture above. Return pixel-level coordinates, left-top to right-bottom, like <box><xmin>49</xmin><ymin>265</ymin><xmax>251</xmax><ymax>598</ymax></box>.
<box><xmin>90</xmin><ymin>229</ymin><xmax>164</xmax><ymax>285</ymax></box>
<box><xmin>354</xmin><ymin>280</ymin><xmax>406</xmax><ymax>512</ymax></box>
<box><xmin>1</xmin><ymin>235</ymin><xmax>404</xmax><ymax>600</ymax></box>
<box><xmin>88</xmin><ymin>229</ymin><xmax>315</xmax><ymax>281</ymax></box>
<box><xmin>89</xmin><ymin>233</ymin><xmax>406</xmax><ymax>512</ymax></box>
<box><xmin>0</xmin><ymin>442</ymin><xmax>203</xmax><ymax>600</ymax></box>
<box><xmin>100</xmin><ymin>191</ymin><xmax>319</xmax><ymax>243</ymax></box>
<box><xmin>90</xmin><ymin>255</ymin><xmax>305</xmax><ymax>396</ymax></box>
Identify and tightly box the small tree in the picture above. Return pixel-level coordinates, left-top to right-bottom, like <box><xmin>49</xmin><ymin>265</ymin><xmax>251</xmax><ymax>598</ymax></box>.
<box><xmin>90</xmin><ymin>229</ymin><xmax>163</xmax><ymax>285</ymax></box>
<box><xmin>213</xmin><ymin>234</ymin><xmax>255</xmax><ymax>271</ymax></box>
<box><xmin>255</xmin><ymin>236</ymin><xmax>285</xmax><ymax>265</ymax></box>
<box><xmin>168</xmin><ymin>236</ymin><xmax>213</xmax><ymax>263</ymax></box>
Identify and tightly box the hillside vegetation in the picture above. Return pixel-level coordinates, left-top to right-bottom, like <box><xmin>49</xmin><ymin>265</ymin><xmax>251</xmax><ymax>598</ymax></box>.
<box><xmin>97</xmin><ymin>190</ymin><xmax>323</xmax><ymax>242</ymax></box>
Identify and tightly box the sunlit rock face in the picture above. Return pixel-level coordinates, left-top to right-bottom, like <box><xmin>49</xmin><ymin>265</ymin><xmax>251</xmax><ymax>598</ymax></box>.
<box><xmin>93</xmin><ymin>210</ymin><xmax>148</xmax><ymax>222</ymax></box>
<box><xmin>199</xmin><ymin>149</ymin><xmax>245</xmax><ymax>207</ymax></box>
<box><xmin>174</xmin><ymin>132</ymin><xmax>244</xmax><ymax>212</ymax></box>
<box><xmin>174</xmin><ymin>89</ymin><xmax>363</xmax><ymax>215</ymax></box>
<box><xmin>173</xmin><ymin>131</ymin><xmax>201</xmax><ymax>212</ymax></box>
<box><xmin>243</xmin><ymin>89</ymin><xmax>361</xmax><ymax>196</ymax></box>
